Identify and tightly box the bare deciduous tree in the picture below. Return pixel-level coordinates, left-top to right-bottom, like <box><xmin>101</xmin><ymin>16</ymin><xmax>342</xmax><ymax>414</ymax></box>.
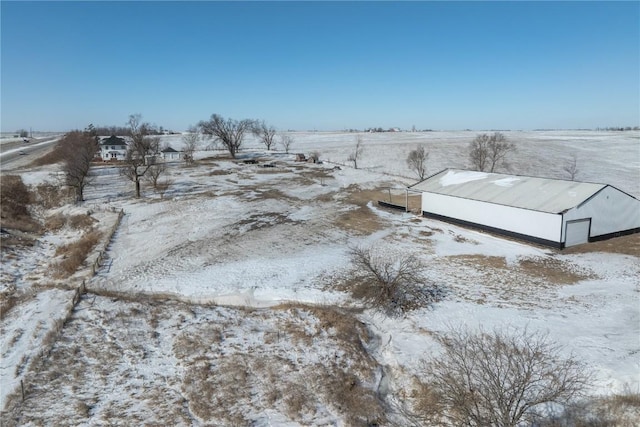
<box><xmin>469</xmin><ymin>132</ymin><xmax>515</xmax><ymax>172</ymax></box>
<box><xmin>120</xmin><ymin>114</ymin><xmax>160</xmax><ymax>198</ymax></box>
<box><xmin>280</xmin><ymin>134</ymin><xmax>294</xmax><ymax>154</ymax></box>
<box><xmin>406</xmin><ymin>145</ymin><xmax>429</xmax><ymax>180</ymax></box>
<box><xmin>347</xmin><ymin>135</ymin><xmax>365</xmax><ymax>169</ymax></box>
<box><xmin>198</xmin><ymin>114</ymin><xmax>255</xmax><ymax>158</ymax></box>
<box><xmin>253</xmin><ymin>120</ymin><xmax>277</xmax><ymax>150</ymax></box>
<box><xmin>182</xmin><ymin>127</ymin><xmax>199</xmax><ymax>165</ymax></box>
<box><xmin>60</xmin><ymin>131</ymin><xmax>99</xmax><ymax>202</ymax></box>
<box><xmin>419</xmin><ymin>327</ymin><xmax>590</xmax><ymax>427</ymax></box>
<box><xmin>145</xmin><ymin>162</ymin><xmax>166</xmax><ymax>189</ymax></box>
<box><xmin>563</xmin><ymin>152</ymin><xmax>579</xmax><ymax>181</ymax></box>
<box><xmin>155</xmin><ymin>177</ymin><xmax>173</xmax><ymax>199</ymax></box>
<box><xmin>349</xmin><ymin>245</ymin><xmax>445</xmax><ymax>316</ymax></box>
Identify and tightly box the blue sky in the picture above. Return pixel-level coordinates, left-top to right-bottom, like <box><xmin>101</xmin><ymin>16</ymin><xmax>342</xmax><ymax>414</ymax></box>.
<box><xmin>1</xmin><ymin>1</ymin><xmax>639</xmax><ymax>132</ymax></box>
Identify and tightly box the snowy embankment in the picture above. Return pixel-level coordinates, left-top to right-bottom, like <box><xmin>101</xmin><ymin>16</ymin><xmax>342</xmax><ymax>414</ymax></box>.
<box><xmin>0</xmin><ymin>205</ymin><xmax>121</xmax><ymax>410</ymax></box>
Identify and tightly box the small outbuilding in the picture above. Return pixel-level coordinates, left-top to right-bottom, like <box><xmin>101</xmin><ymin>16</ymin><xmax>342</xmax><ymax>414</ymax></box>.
<box><xmin>409</xmin><ymin>169</ymin><xmax>640</xmax><ymax>248</ymax></box>
<box><xmin>160</xmin><ymin>146</ymin><xmax>182</xmax><ymax>161</ymax></box>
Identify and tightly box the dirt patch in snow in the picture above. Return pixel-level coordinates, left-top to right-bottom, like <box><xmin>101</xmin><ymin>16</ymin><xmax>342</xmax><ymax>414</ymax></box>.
<box><xmin>517</xmin><ymin>256</ymin><xmax>593</xmax><ymax>285</ymax></box>
<box><xmin>334</xmin><ymin>205</ymin><xmax>382</xmax><ymax>235</ymax></box>
<box><xmin>442</xmin><ymin>254</ymin><xmax>594</xmax><ymax>308</ymax></box>
<box><xmin>447</xmin><ymin>254</ymin><xmax>508</xmax><ymax>270</ymax></box>
<box><xmin>447</xmin><ymin>254</ymin><xmax>591</xmax><ymax>286</ymax></box>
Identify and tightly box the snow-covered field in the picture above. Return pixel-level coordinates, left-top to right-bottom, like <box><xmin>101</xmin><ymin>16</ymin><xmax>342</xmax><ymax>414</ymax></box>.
<box><xmin>1</xmin><ymin>130</ymin><xmax>639</xmax><ymax>425</ymax></box>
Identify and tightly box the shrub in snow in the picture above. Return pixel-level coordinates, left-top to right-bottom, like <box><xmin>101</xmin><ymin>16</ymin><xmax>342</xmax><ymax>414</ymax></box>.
<box><xmin>349</xmin><ymin>245</ymin><xmax>445</xmax><ymax>316</ymax></box>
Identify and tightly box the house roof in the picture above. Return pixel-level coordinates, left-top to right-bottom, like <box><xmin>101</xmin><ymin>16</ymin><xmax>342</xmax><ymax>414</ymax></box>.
<box><xmin>100</xmin><ymin>135</ymin><xmax>127</xmax><ymax>146</ymax></box>
<box><xmin>409</xmin><ymin>168</ymin><xmax>608</xmax><ymax>214</ymax></box>
<box><xmin>161</xmin><ymin>147</ymin><xmax>179</xmax><ymax>153</ymax></box>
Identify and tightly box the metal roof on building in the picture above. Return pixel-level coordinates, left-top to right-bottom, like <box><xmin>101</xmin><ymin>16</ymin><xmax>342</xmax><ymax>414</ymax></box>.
<box><xmin>100</xmin><ymin>135</ymin><xmax>127</xmax><ymax>146</ymax></box>
<box><xmin>409</xmin><ymin>169</ymin><xmax>608</xmax><ymax>214</ymax></box>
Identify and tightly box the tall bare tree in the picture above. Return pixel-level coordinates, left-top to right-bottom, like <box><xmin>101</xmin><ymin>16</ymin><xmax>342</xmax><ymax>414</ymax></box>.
<box><xmin>469</xmin><ymin>132</ymin><xmax>515</xmax><ymax>172</ymax></box>
<box><xmin>347</xmin><ymin>135</ymin><xmax>365</xmax><ymax>169</ymax></box>
<box><xmin>120</xmin><ymin>114</ymin><xmax>160</xmax><ymax>198</ymax></box>
<box><xmin>406</xmin><ymin>145</ymin><xmax>429</xmax><ymax>180</ymax></box>
<box><xmin>562</xmin><ymin>152</ymin><xmax>579</xmax><ymax>181</ymax></box>
<box><xmin>60</xmin><ymin>130</ymin><xmax>99</xmax><ymax>202</ymax></box>
<box><xmin>198</xmin><ymin>114</ymin><xmax>255</xmax><ymax>158</ymax></box>
<box><xmin>419</xmin><ymin>327</ymin><xmax>590</xmax><ymax>427</ymax></box>
<box><xmin>253</xmin><ymin>120</ymin><xmax>277</xmax><ymax>151</ymax></box>
<box><xmin>280</xmin><ymin>134</ymin><xmax>294</xmax><ymax>154</ymax></box>
<box><xmin>182</xmin><ymin>127</ymin><xmax>200</xmax><ymax>165</ymax></box>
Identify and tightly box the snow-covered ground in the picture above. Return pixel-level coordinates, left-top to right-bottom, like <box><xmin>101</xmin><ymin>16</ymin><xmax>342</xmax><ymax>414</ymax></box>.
<box><xmin>1</xmin><ymin>130</ymin><xmax>639</xmax><ymax>425</ymax></box>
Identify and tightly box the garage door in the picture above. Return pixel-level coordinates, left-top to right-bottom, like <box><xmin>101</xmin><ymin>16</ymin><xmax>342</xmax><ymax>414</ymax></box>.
<box><xmin>565</xmin><ymin>219</ymin><xmax>591</xmax><ymax>247</ymax></box>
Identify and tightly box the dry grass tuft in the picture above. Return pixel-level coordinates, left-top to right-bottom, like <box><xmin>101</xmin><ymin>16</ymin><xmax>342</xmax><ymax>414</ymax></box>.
<box><xmin>52</xmin><ymin>230</ymin><xmax>103</xmax><ymax>277</ymax></box>
<box><xmin>44</xmin><ymin>213</ymin><xmax>96</xmax><ymax>232</ymax></box>
<box><xmin>32</xmin><ymin>183</ymin><xmax>69</xmax><ymax>209</ymax></box>
<box><xmin>0</xmin><ymin>175</ymin><xmax>41</xmax><ymax>235</ymax></box>
<box><xmin>44</xmin><ymin>213</ymin><xmax>66</xmax><ymax>231</ymax></box>
<box><xmin>68</xmin><ymin>214</ymin><xmax>97</xmax><ymax>229</ymax></box>
<box><xmin>0</xmin><ymin>292</ymin><xmax>20</xmax><ymax>320</ymax></box>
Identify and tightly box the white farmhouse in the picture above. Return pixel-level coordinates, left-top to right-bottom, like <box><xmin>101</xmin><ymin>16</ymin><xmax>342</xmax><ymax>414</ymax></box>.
<box><xmin>409</xmin><ymin>168</ymin><xmax>640</xmax><ymax>248</ymax></box>
<box><xmin>99</xmin><ymin>135</ymin><xmax>127</xmax><ymax>161</ymax></box>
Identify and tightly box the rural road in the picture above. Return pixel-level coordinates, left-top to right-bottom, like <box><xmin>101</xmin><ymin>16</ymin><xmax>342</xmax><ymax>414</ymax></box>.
<box><xmin>0</xmin><ymin>136</ymin><xmax>62</xmax><ymax>171</ymax></box>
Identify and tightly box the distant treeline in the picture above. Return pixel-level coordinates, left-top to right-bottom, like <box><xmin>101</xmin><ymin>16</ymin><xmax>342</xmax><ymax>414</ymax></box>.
<box><xmin>595</xmin><ymin>126</ymin><xmax>639</xmax><ymax>131</ymax></box>
<box><xmin>86</xmin><ymin>124</ymin><xmax>178</xmax><ymax>136</ymax></box>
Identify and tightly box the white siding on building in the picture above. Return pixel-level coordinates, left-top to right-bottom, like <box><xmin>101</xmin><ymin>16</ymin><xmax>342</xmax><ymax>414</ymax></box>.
<box><xmin>422</xmin><ymin>193</ymin><xmax>562</xmax><ymax>243</ymax></box>
<box><xmin>562</xmin><ymin>186</ymin><xmax>640</xmax><ymax>240</ymax></box>
<box><xmin>413</xmin><ymin>169</ymin><xmax>639</xmax><ymax>248</ymax></box>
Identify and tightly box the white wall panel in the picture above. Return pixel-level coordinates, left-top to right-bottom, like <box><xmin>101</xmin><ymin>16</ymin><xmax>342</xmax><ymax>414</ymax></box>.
<box><xmin>563</xmin><ymin>186</ymin><xmax>640</xmax><ymax>239</ymax></box>
<box><xmin>422</xmin><ymin>193</ymin><xmax>562</xmax><ymax>242</ymax></box>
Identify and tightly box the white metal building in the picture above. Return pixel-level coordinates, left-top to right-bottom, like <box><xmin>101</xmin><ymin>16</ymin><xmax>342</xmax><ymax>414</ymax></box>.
<box><xmin>409</xmin><ymin>169</ymin><xmax>640</xmax><ymax>248</ymax></box>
